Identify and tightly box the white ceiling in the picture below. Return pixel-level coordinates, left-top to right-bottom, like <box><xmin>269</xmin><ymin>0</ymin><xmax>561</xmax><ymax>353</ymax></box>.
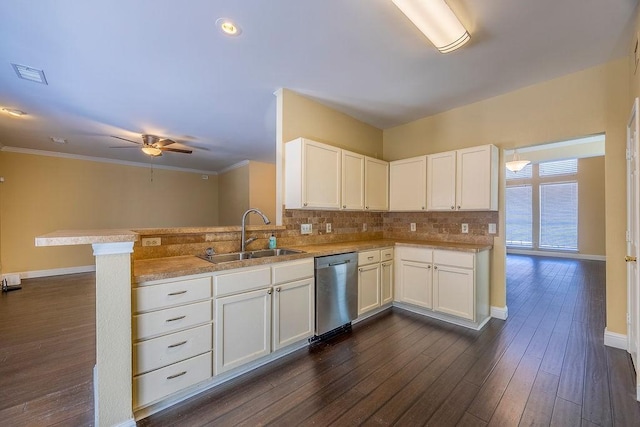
<box><xmin>0</xmin><ymin>0</ymin><xmax>637</xmax><ymax>173</ymax></box>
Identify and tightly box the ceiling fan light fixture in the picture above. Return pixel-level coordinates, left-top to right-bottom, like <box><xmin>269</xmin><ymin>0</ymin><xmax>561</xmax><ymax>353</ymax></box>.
<box><xmin>141</xmin><ymin>146</ymin><xmax>162</xmax><ymax>156</ymax></box>
<box><xmin>505</xmin><ymin>150</ymin><xmax>531</xmax><ymax>172</ymax></box>
<box><xmin>3</xmin><ymin>108</ymin><xmax>27</xmax><ymax>117</ymax></box>
<box><xmin>392</xmin><ymin>0</ymin><xmax>470</xmax><ymax>53</ymax></box>
<box><xmin>216</xmin><ymin>18</ymin><xmax>242</xmax><ymax>36</ymax></box>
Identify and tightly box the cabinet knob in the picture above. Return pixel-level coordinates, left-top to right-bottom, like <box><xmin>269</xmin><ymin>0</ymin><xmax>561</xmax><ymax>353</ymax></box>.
<box><xmin>365</xmin><ymin>206</ymin><xmax>369</xmax><ymax>210</ymax></box>
<box><xmin>343</xmin><ymin>205</ymin><xmax>346</xmax><ymax>208</ymax></box>
<box><xmin>434</xmin><ymin>266</ymin><xmax>438</xmax><ymax>270</ymax></box>
<box><xmin>457</xmin><ymin>206</ymin><xmax>460</xmax><ymax>210</ymax></box>
<box><xmin>422</xmin><ymin>206</ymin><xmax>425</xmax><ymax>210</ymax></box>
<box><xmin>451</xmin><ymin>206</ymin><xmax>455</xmax><ymax>210</ymax></box>
<box><xmin>267</xmin><ymin>289</ymin><xmax>272</xmax><ymax>295</ymax></box>
<box><xmin>359</xmin><ymin>268</ymin><xmax>362</xmax><ymax>272</ymax></box>
<box><xmin>276</xmin><ymin>287</ymin><xmax>281</xmax><ymax>292</ymax></box>
<box><xmin>303</xmin><ymin>202</ymin><xmax>308</xmax><ymax>207</ymax></box>
<box><xmin>427</xmin><ymin>265</ymin><xmax>431</xmax><ymax>269</ymax></box>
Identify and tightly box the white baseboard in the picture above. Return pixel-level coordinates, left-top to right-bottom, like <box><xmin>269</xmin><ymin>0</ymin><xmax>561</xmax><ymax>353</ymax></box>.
<box><xmin>491</xmin><ymin>305</ymin><xmax>509</xmax><ymax>320</ymax></box>
<box><xmin>10</xmin><ymin>265</ymin><xmax>95</xmax><ymax>280</ymax></box>
<box><xmin>507</xmin><ymin>249</ymin><xmax>605</xmax><ymax>261</ymax></box>
<box><xmin>603</xmin><ymin>328</ymin><xmax>627</xmax><ymax>350</ymax></box>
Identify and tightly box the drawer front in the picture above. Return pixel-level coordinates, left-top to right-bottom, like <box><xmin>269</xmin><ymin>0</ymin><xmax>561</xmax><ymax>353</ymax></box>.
<box><xmin>380</xmin><ymin>248</ymin><xmax>394</xmax><ymax>261</ymax></box>
<box><xmin>214</xmin><ymin>266</ymin><xmax>271</xmax><ymax>297</ymax></box>
<box><xmin>134</xmin><ymin>323</ymin><xmax>213</xmax><ymax>375</ymax></box>
<box><xmin>358</xmin><ymin>250</ymin><xmax>381</xmax><ymax>266</ymax></box>
<box><xmin>433</xmin><ymin>250</ymin><xmax>474</xmax><ymax>269</ymax></box>
<box><xmin>134</xmin><ymin>352</ymin><xmax>212</xmax><ymax>408</ymax></box>
<box><xmin>134</xmin><ymin>277</ymin><xmax>212</xmax><ymax>313</ymax></box>
<box><xmin>135</xmin><ymin>300</ymin><xmax>212</xmax><ymax>340</ymax></box>
<box><xmin>272</xmin><ymin>258</ymin><xmax>314</xmax><ymax>285</ymax></box>
<box><xmin>396</xmin><ymin>246</ymin><xmax>433</xmax><ymax>263</ymax></box>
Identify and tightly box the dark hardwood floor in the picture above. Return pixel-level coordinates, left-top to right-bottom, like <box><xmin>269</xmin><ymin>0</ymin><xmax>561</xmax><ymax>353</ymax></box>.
<box><xmin>2</xmin><ymin>256</ymin><xmax>639</xmax><ymax>426</ymax></box>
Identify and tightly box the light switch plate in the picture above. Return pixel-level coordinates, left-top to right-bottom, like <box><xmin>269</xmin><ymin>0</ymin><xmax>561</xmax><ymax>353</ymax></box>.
<box><xmin>326</xmin><ymin>223</ymin><xmax>332</xmax><ymax>233</ymax></box>
<box><xmin>462</xmin><ymin>223</ymin><xmax>469</xmax><ymax>234</ymax></box>
<box><xmin>488</xmin><ymin>223</ymin><xmax>497</xmax><ymax>234</ymax></box>
<box><xmin>301</xmin><ymin>223</ymin><xmax>312</xmax><ymax>235</ymax></box>
<box><xmin>410</xmin><ymin>223</ymin><xmax>416</xmax><ymax>232</ymax></box>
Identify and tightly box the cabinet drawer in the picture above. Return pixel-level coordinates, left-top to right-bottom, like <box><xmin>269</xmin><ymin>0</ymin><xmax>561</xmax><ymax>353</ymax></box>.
<box><xmin>380</xmin><ymin>248</ymin><xmax>394</xmax><ymax>261</ymax></box>
<box><xmin>358</xmin><ymin>250</ymin><xmax>381</xmax><ymax>266</ymax></box>
<box><xmin>134</xmin><ymin>351</ymin><xmax>212</xmax><ymax>408</ymax></box>
<box><xmin>135</xmin><ymin>300</ymin><xmax>212</xmax><ymax>340</ymax></box>
<box><xmin>214</xmin><ymin>266</ymin><xmax>271</xmax><ymax>297</ymax></box>
<box><xmin>272</xmin><ymin>258</ymin><xmax>314</xmax><ymax>285</ymax></box>
<box><xmin>433</xmin><ymin>250</ymin><xmax>474</xmax><ymax>269</ymax></box>
<box><xmin>134</xmin><ymin>276</ymin><xmax>212</xmax><ymax>313</ymax></box>
<box><xmin>134</xmin><ymin>323</ymin><xmax>212</xmax><ymax>375</ymax></box>
<box><xmin>396</xmin><ymin>247</ymin><xmax>432</xmax><ymax>263</ymax></box>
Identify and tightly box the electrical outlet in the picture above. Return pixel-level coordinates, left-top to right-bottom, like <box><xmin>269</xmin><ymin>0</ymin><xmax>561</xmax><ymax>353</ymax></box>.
<box><xmin>462</xmin><ymin>224</ymin><xmax>469</xmax><ymax>234</ymax></box>
<box><xmin>362</xmin><ymin>223</ymin><xmax>367</xmax><ymax>232</ymax></box>
<box><xmin>201</xmin><ymin>174</ymin><xmax>209</xmax><ymax>180</ymax></box>
<box><xmin>301</xmin><ymin>223</ymin><xmax>312</xmax><ymax>235</ymax></box>
<box><xmin>326</xmin><ymin>223</ymin><xmax>332</xmax><ymax>233</ymax></box>
<box><xmin>142</xmin><ymin>237</ymin><xmax>161</xmax><ymax>247</ymax></box>
<box><xmin>410</xmin><ymin>223</ymin><xmax>416</xmax><ymax>232</ymax></box>
<box><xmin>488</xmin><ymin>223</ymin><xmax>497</xmax><ymax>234</ymax></box>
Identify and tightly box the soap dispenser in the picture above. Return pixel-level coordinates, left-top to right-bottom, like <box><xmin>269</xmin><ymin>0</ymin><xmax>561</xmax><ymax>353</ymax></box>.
<box><xmin>268</xmin><ymin>233</ymin><xmax>277</xmax><ymax>249</ymax></box>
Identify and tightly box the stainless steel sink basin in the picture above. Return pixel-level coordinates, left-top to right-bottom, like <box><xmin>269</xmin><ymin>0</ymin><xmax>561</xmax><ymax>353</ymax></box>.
<box><xmin>197</xmin><ymin>248</ymin><xmax>305</xmax><ymax>264</ymax></box>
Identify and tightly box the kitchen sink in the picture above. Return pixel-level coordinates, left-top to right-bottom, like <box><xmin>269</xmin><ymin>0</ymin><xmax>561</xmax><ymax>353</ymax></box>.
<box><xmin>197</xmin><ymin>248</ymin><xmax>305</xmax><ymax>264</ymax></box>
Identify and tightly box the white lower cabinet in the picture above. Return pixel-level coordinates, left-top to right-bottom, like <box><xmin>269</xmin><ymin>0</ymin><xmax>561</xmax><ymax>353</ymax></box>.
<box><xmin>394</xmin><ymin>246</ymin><xmax>489</xmax><ymax>327</ymax></box>
<box><xmin>357</xmin><ymin>248</ymin><xmax>393</xmax><ymax>317</ymax></box>
<box><xmin>214</xmin><ymin>258</ymin><xmax>314</xmax><ymax>375</ymax></box>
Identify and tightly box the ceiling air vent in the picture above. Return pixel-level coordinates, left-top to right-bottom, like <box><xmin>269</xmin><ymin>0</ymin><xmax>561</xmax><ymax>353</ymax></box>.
<box><xmin>11</xmin><ymin>63</ymin><xmax>48</xmax><ymax>85</ymax></box>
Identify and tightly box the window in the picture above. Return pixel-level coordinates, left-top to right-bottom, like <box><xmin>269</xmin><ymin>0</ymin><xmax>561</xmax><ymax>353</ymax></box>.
<box><xmin>506</xmin><ymin>159</ymin><xmax>578</xmax><ymax>252</ymax></box>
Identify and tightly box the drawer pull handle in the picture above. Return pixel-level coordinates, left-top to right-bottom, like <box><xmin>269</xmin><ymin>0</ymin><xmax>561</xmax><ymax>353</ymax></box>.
<box><xmin>168</xmin><ymin>290</ymin><xmax>187</xmax><ymax>296</ymax></box>
<box><xmin>168</xmin><ymin>340</ymin><xmax>187</xmax><ymax>348</ymax></box>
<box><xmin>166</xmin><ymin>316</ymin><xmax>186</xmax><ymax>322</ymax></box>
<box><xmin>166</xmin><ymin>371</ymin><xmax>187</xmax><ymax>380</ymax></box>
<box><xmin>367</xmin><ymin>256</ymin><xmax>374</xmax><ymax>260</ymax></box>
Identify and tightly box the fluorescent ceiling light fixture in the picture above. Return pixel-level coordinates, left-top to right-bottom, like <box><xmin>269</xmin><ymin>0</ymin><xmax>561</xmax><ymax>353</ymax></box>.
<box><xmin>141</xmin><ymin>146</ymin><xmax>162</xmax><ymax>156</ymax></box>
<box><xmin>11</xmin><ymin>63</ymin><xmax>48</xmax><ymax>84</ymax></box>
<box><xmin>505</xmin><ymin>150</ymin><xmax>531</xmax><ymax>172</ymax></box>
<box><xmin>216</xmin><ymin>18</ymin><xmax>242</xmax><ymax>36</ymax></box>
<box><xmin>2</xmin><ymin>108</ymin><xmax>27</xmax><ymax>117</ymax></box>
<box><xmin>392</xmin><ymin>0</ymin><xmax>470</xmax><ymax>53</ymax></box>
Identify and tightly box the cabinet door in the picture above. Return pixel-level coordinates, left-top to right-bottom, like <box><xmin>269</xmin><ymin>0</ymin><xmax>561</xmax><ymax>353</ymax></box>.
<box><xmin>427</xmin><ymin>151</ymin><xmax>456</xmax><ymax>211</ymax></box>
<box><xmin>272</xmin><ymin>278</ymin><xmax>314</xmax><ymax>351</ymax></box>
<box><xmin>396</xmin><ymin>259</ymin><xmax>432</xmax><ymax>309</ymax></box>
<box><xmin>303</xmin><ymin>140</ymin><xmax>342</xmax><ymax>209</ymax></box>
<box><xmin>389</xmin><ymin>156</ymin><xmax>427</xmax><ymax>211</ymax></box>
<box><xmin>365</xmin><ymin>157</ymin><xmax>389</xmax><ymax>211</ymax></box>
<box><xmin>456</xmin><ymin>145</ymin><xmax>498</xmax><ymax>211</ymax></box>
<box><xmin>215</xmin><ymin>288</ymin><xmax>271</xmax><ymax>374</ymax></box>
<box><xmin>380</xmin><ymin>260</ymin><xmax>393</xmax><ymax>305</ymax></box>
<box><xmin>433</xmin><ymin>264</ymin><xmax>474</xmax><ymax>320</ymax></box>
<box><xmin>342</xmin><ymin>150</ymin><xmax>365</xmax><ymax>210</ymax></box>
<box><xmin>358</xmin><ymin>263</ymin><xmax>381</xmax><ymax>315</ymax></box>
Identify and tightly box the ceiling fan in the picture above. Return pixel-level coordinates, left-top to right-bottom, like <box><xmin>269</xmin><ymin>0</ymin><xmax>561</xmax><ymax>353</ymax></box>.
<box><xmin>110</xmin><ymin>134</ymin><xmax>193</xmax><ymax>156</ymax></box>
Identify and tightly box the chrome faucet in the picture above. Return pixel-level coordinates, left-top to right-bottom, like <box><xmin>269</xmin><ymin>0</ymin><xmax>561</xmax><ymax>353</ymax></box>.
<box><xmin>241</xmin><ymin>208</ymin><xmax>271</xmax><ymax>252</ymax></box>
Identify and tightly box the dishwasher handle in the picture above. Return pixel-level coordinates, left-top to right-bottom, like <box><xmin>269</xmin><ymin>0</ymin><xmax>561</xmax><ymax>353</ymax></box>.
<box><xmin>316</xmin><ymin>259</ymin><xmax>351</xmax><ymax>269</ymax></box>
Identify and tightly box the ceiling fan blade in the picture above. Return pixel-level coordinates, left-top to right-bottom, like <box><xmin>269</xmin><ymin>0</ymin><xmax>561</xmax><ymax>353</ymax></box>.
<box><xmin>155</xmin><ymin>138</ymin><xmax>177</xmax><ymax>147</ymax></box>
<box><xmin>109</xmin><ymin>146</ymin><xmax>141</xmax><ymax>148</ymax></box>
<box><xmin>110</xmin><ymin>135</ymin><xmax>141</xmax><ymax>145</ymax></box>
<box><xmin>160</xmin><ymin>147</ymin><xmax>193</xmax><ymax>154</ymax></box>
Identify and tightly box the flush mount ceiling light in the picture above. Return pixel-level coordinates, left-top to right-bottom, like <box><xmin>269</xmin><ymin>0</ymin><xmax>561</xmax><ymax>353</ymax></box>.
<box><xmin>216</xmin><ymin>18</ymin><xmax>242</xmax><ymax>36</ymax></box>
<box><xmin>392</xmin><ymin>0</ymin><xmax>470</xmax><ymax>53</ymax></box>
<box><xmin>11</xmin><ymin>63</ymin><xmax>48</xmax><ymax>84</ymax></box>
<box><xmin>505</xmin><ymin>150</ymin><xmax>531</xmax><ymax>172</ymax></box>
<box><xmin>2</xmin><ymin>108</ymin><xmax>27</xmax><ymax>117</ymax></box>
<box><xmin>141</xmin><ymin>146</ymin><xmax>162</xmax><ymax>156</ymax></box>
<box><xmin>50</xmin><ymin>137</ymin><xmax>67</xmax><ymax>144</ymax></box>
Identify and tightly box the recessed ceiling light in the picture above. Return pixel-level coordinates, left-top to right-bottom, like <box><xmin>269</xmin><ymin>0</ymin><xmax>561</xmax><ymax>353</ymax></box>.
<box><xmin>50</xmin><ymin>137</ymin><xmax>68</xmax><ymax>144</ymax></box>
<box><xmin>2</xmin><ymin>108</ymin><xmax>27</xmax><ymax>117</ymax></box>
<box><xmin>216</xmin><ymin>18</ymin><xmax>242</xmax><ymax>36</ymax></box>
<box><xmin>11</xmin><ymin>63</ymin><xmax>48</xmax><ymax>84</ymax></box>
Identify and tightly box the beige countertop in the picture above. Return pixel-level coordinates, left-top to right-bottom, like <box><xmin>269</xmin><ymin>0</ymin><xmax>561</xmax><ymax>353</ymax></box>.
<box><xmin>133</xmin><ymin>239</ymin><xmax>492</xmax><ymax>283</ymax></box>
<box><xmin>35</xmin><ymin>229</ymin><xmax>139</xmax><ymax>246</ymax></box>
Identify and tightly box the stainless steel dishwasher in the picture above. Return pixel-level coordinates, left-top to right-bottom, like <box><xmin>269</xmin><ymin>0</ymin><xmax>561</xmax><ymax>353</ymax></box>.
<box><xmin>314</xmin><ymin>252</ymin><xmax>358</xmax><ymax>337</ymax></box>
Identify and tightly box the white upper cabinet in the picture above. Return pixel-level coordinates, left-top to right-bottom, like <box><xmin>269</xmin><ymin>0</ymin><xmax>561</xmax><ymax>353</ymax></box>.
<box><xmin>364</xmin><ymin>157</ymin><xmax>389</xmax><ymax>211</ymax></box>
<box><xmin>341</xmin><ymin>150</ymin><xmax>365</xmax><ymax>210</ymax></box>
<box><xmin>426</xmin><ymin>151</ymin><xmax>456</xmax><ymax>211</ymax></box>
<box><xmin>389</xmin><ymin>155</ymin><xmax>427</xmax><ymax>211</ymax></box>
<box><xmin>456</xmin><ymin>145</ymin><xmax>498</xmax><ymax>211</ymax></box>
<box><xmin>285</xmin><ymin>138</ymin><xmax>342</xmax><ymax>210</ymax></box>
<box><xmin>426</xmin><ymin>144</ymin><xmax>498</xmax><ymax>211</ymax></box>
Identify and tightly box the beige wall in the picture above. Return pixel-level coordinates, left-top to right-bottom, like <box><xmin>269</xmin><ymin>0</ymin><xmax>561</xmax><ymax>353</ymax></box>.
<box><xmin>217</xmin><ymin>161</ymin><xmax>276</xmax><ymax>226</ymax></box>
<box><xmin>281</xmin><ymin>89</ymin><xmax>383</xmax><ymax>158</ymax></box>
<box><xmin>384</xmin><ymin>59</ymin><xmax>629</xmax><ymax>334</ymax></box>
<box><xmin>0</xmin><ymin>151</ymin><xmax>219</xmax><ymax>273</ymax></box>
<box><xmin>578</xmin><ymin>157</ymin><xmax>606</xmax><ymax>256</ymax></box>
